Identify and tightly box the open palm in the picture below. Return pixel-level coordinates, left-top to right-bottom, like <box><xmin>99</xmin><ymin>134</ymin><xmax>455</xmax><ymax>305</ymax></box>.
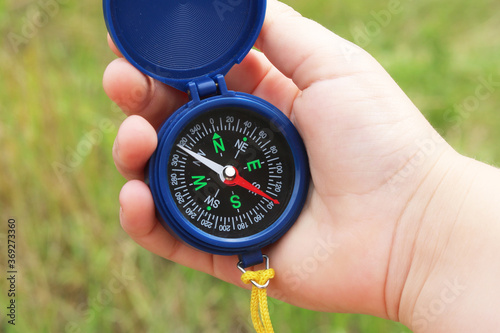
<box><xmin>104</xmin><ymin>0</ymin><xmax>452</xmax><ymax>321</ymax></box>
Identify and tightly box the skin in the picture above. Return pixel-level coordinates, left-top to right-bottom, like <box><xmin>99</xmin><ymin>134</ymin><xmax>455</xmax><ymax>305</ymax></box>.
<box><xmin>103</xmin><ymin>1</ymin><xmax>500</xmax><ymax>331</ymax></box>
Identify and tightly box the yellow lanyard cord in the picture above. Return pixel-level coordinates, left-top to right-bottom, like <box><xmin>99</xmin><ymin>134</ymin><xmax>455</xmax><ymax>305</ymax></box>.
<box><xmin>241</xmin><ymin>267</ymin><xmax>275</xmax><ymax>333</ymax></box>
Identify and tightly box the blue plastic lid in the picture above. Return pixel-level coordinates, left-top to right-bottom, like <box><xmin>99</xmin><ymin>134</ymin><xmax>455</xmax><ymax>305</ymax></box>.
<box><xmin>104</xmin><ymin>0</ymin><xmax>266</xmax><ymax>92</ymax></box>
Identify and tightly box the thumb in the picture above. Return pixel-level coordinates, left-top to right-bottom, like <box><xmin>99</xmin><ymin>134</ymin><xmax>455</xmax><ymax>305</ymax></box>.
<box><xmin>256</xmin><ymin>0</ymin><xmax>388</xmax><ymax>90</ymax></box>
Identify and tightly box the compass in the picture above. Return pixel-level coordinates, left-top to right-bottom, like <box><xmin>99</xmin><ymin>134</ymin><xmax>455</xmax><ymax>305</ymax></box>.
<box><xmin>104</xmin><ymin>0</ymin><xmax>310</xmax><ymax>267</ymax></box>
<box><xmin>148</xmin><ymin>90</ymin><xmax>309</xmax><ymax>262</ymax></box>
<box><xmin>169</xmin><ymin>108</ymin><xmax>293</xmax><ymax>239</ymax></box>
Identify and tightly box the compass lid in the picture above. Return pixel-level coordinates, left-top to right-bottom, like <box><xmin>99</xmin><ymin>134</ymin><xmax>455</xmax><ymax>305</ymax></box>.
<box><xmin>104</xmin><ymin>0</ymin><xmax>266</xmax><ymax>92</ymax></box>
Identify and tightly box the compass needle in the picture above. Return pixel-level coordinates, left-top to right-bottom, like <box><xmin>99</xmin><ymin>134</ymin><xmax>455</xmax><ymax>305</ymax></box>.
<box><xmin>177</xmin><ymin>144</ymin><xmax>224</xmax><ymax>176</ymax></box>
<box><xmin>224</xmin><ymin>167</ymin><xmax>280</xmax><ymax>205</ymax></box>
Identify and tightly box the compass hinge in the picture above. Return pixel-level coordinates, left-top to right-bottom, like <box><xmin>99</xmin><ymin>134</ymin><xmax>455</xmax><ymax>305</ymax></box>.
<box><xmin>238</xmin><ymin>250</ymin><xmax>264</xmax><ymax>269</ymax></box>
<box><xmin>188</xmin><ymin>75</ymin><xmax>229</xmax><ymax>102</ymax></box>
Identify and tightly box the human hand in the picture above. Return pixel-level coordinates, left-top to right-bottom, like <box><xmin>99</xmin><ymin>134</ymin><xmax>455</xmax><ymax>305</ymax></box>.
<box><xmin>103</xmin><ymin>1</ymin><xmax>500</xmax><ymax>331</ymax></box>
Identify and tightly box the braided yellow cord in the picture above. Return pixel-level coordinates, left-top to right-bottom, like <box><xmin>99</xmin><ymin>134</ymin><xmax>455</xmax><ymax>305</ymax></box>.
<box><xmin>241</xmin><ymin>268</ymin><xmax>275</xmax><ymax>333</ymax></box>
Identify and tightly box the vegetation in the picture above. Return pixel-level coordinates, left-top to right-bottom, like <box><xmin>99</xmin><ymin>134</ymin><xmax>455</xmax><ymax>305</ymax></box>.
<box><xmin>1</xmin><ymin>0</ymin><xmax>498</xmax><ymax>331</ymax></box>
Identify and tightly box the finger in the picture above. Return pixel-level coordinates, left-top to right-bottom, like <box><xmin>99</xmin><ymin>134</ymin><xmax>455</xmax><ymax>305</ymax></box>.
<box><xmin>226</xmin><ymin>50</ymin><xmax>299</xmax><ymax>117</ymax></box>
<box><xmin>256</xmin><ymin>0</ymin><xmax>386</xmax><ymax>91</ymax></box>
<box><xmin>119</xmin><ymin>180</ymin><xmax>243</xmax><ymax>285</ymax></box>
<box><xmin>107</xmin><ymin>34</ymin><xmax>122</xmax><ymax>57</ymax></box>
<box><xmin>103</xmin><ymin>58</ymin><xmax>188</xmax><ymax>129</ymax></box>
<box><xmin>113</xmin><ymin>115</ymin><xmax>157</xmax><ymax>180</ymax></box>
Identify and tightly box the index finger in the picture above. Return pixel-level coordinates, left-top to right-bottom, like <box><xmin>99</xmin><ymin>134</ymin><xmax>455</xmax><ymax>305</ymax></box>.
<box><xmin>257</xmin><ymin>0</ymin><xmax>384</xmax><ymax>90</ymax></box>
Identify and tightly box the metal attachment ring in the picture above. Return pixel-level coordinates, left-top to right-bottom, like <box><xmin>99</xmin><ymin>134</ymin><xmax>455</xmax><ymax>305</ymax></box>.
<box><xmin>237</xmin><ymin>255</ymin><xmax>270</xmax><ymax>289</ymax></box>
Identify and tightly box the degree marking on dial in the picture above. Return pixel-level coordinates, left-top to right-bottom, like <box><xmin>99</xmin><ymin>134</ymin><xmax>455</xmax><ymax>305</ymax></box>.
<box><xmin>268</xmin><ymin>157</ymin><xmax>279</xmax><ymax>163</ymax></box>
<box><xmin>249</xmin><ymin>127</ymin><xmax>257</xmax><ymax>139</ymax></box>
<box><xmin>183</xmin><ymin>199</ymin><xmax>193</xmax><ymax>208</ymax></box>
<box><xmin>187</xmin><ymin>134</ymin><xmax>196</xmax><ymax>145</ymax></box>
<box><xmin>246</xmin><ymin>212</ymin><xmax>253</xmax><ymax>224</ymax></box>
<box><xmin>258</xmin><ymin>203</ymin><xmax>268</xmax><ymax>213</ymax></box>
<box><xmin>202</xmin><ymin>123</ymin><xmax>209</xmax><ymax>136</ymax></box>
<box><xmin>261</xmin><ymin>140</ymin><xmax>271</xmax><ymax>148</ymax></box>
<box><xmin>235</xmin><ymin>119</ymin><xmax>240</xmax><ymax>133</ymax></box>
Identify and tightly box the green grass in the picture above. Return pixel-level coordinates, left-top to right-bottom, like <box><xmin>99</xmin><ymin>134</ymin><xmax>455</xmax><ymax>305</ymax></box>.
<box><xmin>0</xmin><ymin>0</ymin><xmax>499</xmax><ymax>332</ymax></box>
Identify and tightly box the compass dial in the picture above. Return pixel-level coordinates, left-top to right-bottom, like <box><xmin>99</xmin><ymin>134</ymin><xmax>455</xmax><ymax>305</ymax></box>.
<box><xmin>167</xmin><ymin>107</ymin><xmax>295</xmax><ymax>239</ymax></box>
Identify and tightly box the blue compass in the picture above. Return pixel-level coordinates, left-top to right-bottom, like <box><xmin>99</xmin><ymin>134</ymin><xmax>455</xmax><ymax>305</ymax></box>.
<box><xmin>104</xmin><ymin>0</ymin><xmax>309</xmax><ymax>267</ymax></box>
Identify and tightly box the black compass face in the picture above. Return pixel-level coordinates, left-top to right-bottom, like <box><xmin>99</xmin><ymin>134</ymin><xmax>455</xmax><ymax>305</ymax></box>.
<box><xmin>167</xmin><ymin>107</ymin><xmax>296</xmax><ymax>239</ymax></box>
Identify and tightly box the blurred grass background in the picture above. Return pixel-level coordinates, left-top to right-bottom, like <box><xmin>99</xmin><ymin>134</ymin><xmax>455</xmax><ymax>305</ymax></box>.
<box><xmin>0</xmin><ymin>0</ymin><xmax>499</xmax><ymax>332</ymax></box>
